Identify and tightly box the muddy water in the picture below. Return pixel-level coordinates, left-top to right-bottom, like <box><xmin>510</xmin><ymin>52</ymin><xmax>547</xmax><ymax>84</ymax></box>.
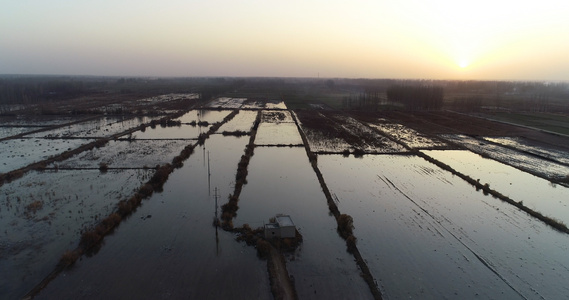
<box><xmin>0</xmin><ymin>138</ymin><xmax>93</xmax><ymax>173</ymax></box>
<box><xmin>424</xmin><ymin>150</ymin><xmax>569</xmax><ymax>225</ymax></box>
<box><xmin>485</xmin><ymin>136</ymin><xmax>569</xmax><ymax>165</ymax></box>
<box><xmin>175</xmin><ymin>109</ymin><xmax>231</xmax><ymax>123</ymax></box>
<box><xmin>318</xmin><ymin>154</ymin><xmax>569</xmax><ymax>299</ymax></box>
<box><xmin>236</xmin><ymin>147</ymin><xmax>373</xmax><ymax>300</ymax></box>
<box><xmin>0</xmin><ymin>127</ymin><xmax>47</xmax><ymax>139</ymax></box>
<box><xmin>57</xmin><ymin>140</ymin><xmax>190</xmax><ymax>169</ymax></box>
<box><xmin>217</xmin><ymin>110</ymin><xmax>257</xmax><ymax>132</ymax></box>
<box><xmin>442</xmin><ymin>134</ymin><xmax>569</xmax><ymax>180</ymax></box>
<box><xmin>132</xmin><ymin>125</ymin><xmax>209</xmax><ymax>140</ymax></box>
<box><xmin>36</xmin><ymin>135</ymin><xmax>270</xmax><ymax>299</ymax></box>
<box><xmin>0</xmin><ymin>169</ymin><xmax>151</xmax><ymax>300</ymax></box>
<box><xmin>25</xmin><ymin>116</ymin><xmax>141</xmax><ymax>138</ymax></box>
<box><xmin>255</xmin><ymin>123</ymin><xmax>303</xmax><ymax>145</ymax></box>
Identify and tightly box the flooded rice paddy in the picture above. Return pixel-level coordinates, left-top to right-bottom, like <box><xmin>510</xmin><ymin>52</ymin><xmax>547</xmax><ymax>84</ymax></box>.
<box><xmin>175</xmin><ymin>109</ymin><xmax>231</xmax><ymax>124</ymax></box>
<box><xmin>131</xmin><ymin>125</ymin><xmax>209</xmax><ymax>140</ymax></box>
<box><xmin>318</xmin><ymin>154</ymin><xmax>569</xmax><ymax>299</ymax></box>
<box><xmin>442</xmin><ymin>134</ymin><xmax>569</xmax><ymax>180</ymax></box>
<box><xmin>36</xmin><ymin>135</ymin><xmax>271</xmax><ymax>299</ymax></box>
<box><xmin>236</xmin><ymin>147</ymin><xmax>372</xmax><ymax>299</ymax></box>
<box><xmin>424</xmin><ymin>150</ymin><xmax>569</xmax><ymax>225</ymax></box>
<box><xmin>2</xmin><ymin>103</ymin><xmax>569</xmax><ymax>299</ymax></box>
<box><xmin>1</xmin><ymin>169</ymin><xmax>152</xmax><ymax>300</ymax></box>
<box><xmin>368</xmin><ymin>123</ymin><xmax>448</xmax><ymax>149</ymax></box>
<box><xmin>55</xmin><ymin>140</ymin><xmax>191</xmax><ymax>169</ymax></box>
<box><xmin>1</xmin><ymin>138</ymin><xmax>93</xmax><ymax>173</ymax></box>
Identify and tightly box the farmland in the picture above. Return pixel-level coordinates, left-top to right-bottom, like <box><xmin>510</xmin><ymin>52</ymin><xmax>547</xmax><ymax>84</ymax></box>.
<box><xmin>1</xmin><ymin>78</ymin><xmax>569</xmax><ymax>299</ymax></box>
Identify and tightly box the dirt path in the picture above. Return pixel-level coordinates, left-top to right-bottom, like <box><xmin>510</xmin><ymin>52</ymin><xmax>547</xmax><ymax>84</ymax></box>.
<box><xmin>267</xmin><ymin>245</ymin><xmax>297</xmax><ymax>300</ymax></box>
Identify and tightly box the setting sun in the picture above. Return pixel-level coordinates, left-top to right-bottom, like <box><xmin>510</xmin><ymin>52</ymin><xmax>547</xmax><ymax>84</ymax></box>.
<box><xmin>458</xmin><ymin>61</ymin><xmax>470</xmax><ymax>68</ymax></box>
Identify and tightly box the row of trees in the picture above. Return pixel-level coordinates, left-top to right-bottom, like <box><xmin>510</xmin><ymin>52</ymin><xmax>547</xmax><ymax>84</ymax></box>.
<box><xmin>386</xmin><ymin>85</ymin><xmax>444</xmax><ymax>110</ymax></box>
<box><xmin>0</xmin><ymin>77</ymin><xmax>90</xmax><ymax>104</ymax></box>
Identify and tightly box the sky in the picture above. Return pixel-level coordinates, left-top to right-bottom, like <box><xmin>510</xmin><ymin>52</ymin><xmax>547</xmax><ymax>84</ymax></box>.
<box><xmin>1</xmin><ymin>0</ymin><xmax>568</xmax><ymax>80</ymax></box>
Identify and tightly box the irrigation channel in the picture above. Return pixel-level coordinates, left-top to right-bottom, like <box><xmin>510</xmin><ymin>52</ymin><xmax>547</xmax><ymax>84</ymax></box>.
<box><xmin>1</xmin><ymin>103</ymin><xmax>569</xmax><ymax>299</ymax></box>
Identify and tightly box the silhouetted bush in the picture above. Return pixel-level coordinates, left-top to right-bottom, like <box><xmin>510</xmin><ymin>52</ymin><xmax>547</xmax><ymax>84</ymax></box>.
<box><xmin>117</xmin><ymin>200</ymin><xmax>134</xmax><ymax>216</ymax></box>
<box><xmin>59</xmin><ymin>250</ymin><xmax>80</xmax><ymax>267</ymax></box>
<box><xmin>256</xmin><ymin>239</ymin><xmax>271</xmax><ymax>258</ymax></box>
<box><xmin>79</xmin><ymin>231</ymin><xmax>101</xmax><ymax>249</ymax></box>
<box><xmin>346</xmin><ymin>235</ymin><xmax>357</xmax><ymax>253</ymax></box>
<box><xmin>337</xmin><ymin>214</ymin><xmax>354</xmax><ymax>239</ymax></box>
<box><xmin>138</xmin><ymin>183</ymin><xmax>153</xmax><ymax>197</ymax></box>
<box><xmin>98</xmin><ymin>162</ymin><xmax>108</xmax><ymax>173</ymax></box>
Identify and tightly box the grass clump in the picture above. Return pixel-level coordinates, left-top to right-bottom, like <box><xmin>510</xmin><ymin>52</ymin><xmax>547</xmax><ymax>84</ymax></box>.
<box><xmin>98</xmin><ymin>162</ymin><xmax>109</xmax><ymax>173</ymax></box>
<box><xmin>25</xmin><ymin>200</ymin><xmax>44</xmax><ymax>214</ymax></box>
<box><xmin>256</xmin><ymin>239</ymin><xmax>271</xmax><ymax>258</ymax></box>
<box><xmin>59</xmin><ymin>250</ymin><xmax>80</xmax><ymax>267</ymax></box>
<box><xmin>79</xmin><ymin>231</ymin><xmax>101</xmax><ymax>250</ymax></box>
<box><xmin>337</xmin><ymin>214</ymin><xmax>354</xmax><ymax>239</ymax></box>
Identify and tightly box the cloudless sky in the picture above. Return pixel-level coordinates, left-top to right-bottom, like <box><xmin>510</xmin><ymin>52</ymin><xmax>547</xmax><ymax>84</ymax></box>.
<box><xmin>2</xmin><ymin>0</ymin><xmax>568</xmax><ymax>80</ymax></box>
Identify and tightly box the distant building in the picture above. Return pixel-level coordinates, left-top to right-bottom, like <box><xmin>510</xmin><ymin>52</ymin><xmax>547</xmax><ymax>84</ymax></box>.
<box><xmin>264</xmin><ymin>214</ymin><xmax>296</xmax><ymax>238</ymax></box>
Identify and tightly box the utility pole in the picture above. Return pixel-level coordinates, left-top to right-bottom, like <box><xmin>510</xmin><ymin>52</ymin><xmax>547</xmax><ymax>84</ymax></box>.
<box><xmin>214</xmin><ymin>186</ymin><xmax>220</xmax><ymax>256</ymax></box>
<box><xmin>214</xmin><ymin>187</ymin><xmax>219</xmax><ymax>222</ymax></box>
<box><xmin>207</xmin><ymin>151</ymin><xmax>211</xmax><ymax>193</ymax></box>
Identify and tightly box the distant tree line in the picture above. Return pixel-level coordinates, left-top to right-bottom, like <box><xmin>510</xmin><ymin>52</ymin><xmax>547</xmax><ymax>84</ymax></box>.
<box><xmin>342</xmin><ymin>90</ymin><xmax>385</xmax><ymax>111</ymax></box>
<box><xmin>386</xmin><ymin>85</ymin><xmax>444</xmax><ymax>110</ymax></box>
<box><xmin>0</xmin><ymin>77</ymin><xmax>90</xmax><ymax>105</ymax></box>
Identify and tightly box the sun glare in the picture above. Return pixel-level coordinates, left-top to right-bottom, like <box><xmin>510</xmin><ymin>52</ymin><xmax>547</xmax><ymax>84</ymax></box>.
<box><xmin>458</xmin><ymin>61</ymin><xmax>469</xmax><ymax>68</ymax></box>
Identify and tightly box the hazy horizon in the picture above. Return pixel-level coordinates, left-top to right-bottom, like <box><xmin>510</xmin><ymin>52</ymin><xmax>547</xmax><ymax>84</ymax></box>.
<box><xmin>2</xmin><ymin>1</ymin><xmax>568</xmax><ymax>81</ymax></box>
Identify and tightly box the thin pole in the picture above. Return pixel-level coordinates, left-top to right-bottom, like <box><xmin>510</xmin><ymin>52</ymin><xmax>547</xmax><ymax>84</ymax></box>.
<box><xmin>207</xmin><ymin>151</ymin><xmax>211</xmax><ymax>193</ymax></box>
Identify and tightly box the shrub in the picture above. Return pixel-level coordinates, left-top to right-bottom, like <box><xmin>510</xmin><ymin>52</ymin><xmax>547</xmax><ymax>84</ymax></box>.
<box><xmin>138</xmin><ymin>184</ymin><xmax>154</xmax><ymax>197</ymax></box>
<box><xmin>80</xmin><ymin>231</ymin><xmax>101</xmax><ymax>249</ymax></box>
<box><xmin>148</xmin><ymin>164</ymin><xmax>173</xmax><ymax>191</ymax></box>
<box><xmin>337</xmin><ymin>214</ymin><xmax>354</xmax><ymax>239</ymax></box>
<box><xmin>117</xmin><ymin>200</ymin><xmax>133</xmax><ymax>216</ymax></box>
<box><xmin>59</xmin><ymin>250</ymin><xmax>80</xmax><ymax>267</ymax></box>
<box><xmin>346</xmin><ymin>235</ymin><xmax>357</xmax><ymax>253</ymax></box>
<box><xmin>256</xmin><ymin>239</ymin><xmax>271</xmax><ymax>258</ymax></box>
<box><xmin>101</xmin><ymin>213</ymin><xmax>121</xmax><ymax>230</ymax></box>
<box><xmin>128</xmin><ymin>194</ymin><xmax>142</xmax><ymax>207</ymax></box>
<box><xmin>99</xmin><ymin>162</ymin><xmax>108</xmax><ymax>173</ymax></box>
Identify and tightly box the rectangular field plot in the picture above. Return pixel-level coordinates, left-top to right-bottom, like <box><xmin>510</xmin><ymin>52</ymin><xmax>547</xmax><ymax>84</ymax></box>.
<box><xmin>55</xmin><ymin>140</ymin><xmax>193</xmax><ymax>168</ymax></box>
<box><xmin>35</xmin><ymin>135</ymin><xmax>270</xmax><ymax>300</ymax></box>
<box><xmin>0</xmin><ymin>115</ymin><xmax>89</xmax><ymax>127</ymax></box>
<box><xmin>442</xmin><ymin>134</ymin><xmax>569</xmax><ymax>180</ymax></box>
<box><xmin>264</xmin><ymin>100</ymin><xmax>287</xmax><ymax>109</ymax></box>
<box><xmin>131</xmin><ymin>125</ymin><xmax>210</xmax><ymax>140</ymax></box>
<box><xmin>296</xmin><ymin>110</ymin><xmax>406</xmax><ymax>153</ymax></box>
<box><xmin>0</xmin><ymin>169</ymin><xmax>152</xmax><ymax>300</ymax></box>
<box><xmin>241</xmin><ymin>99</ymin><xmax>287</xmax><ymax>109</ymax></box>
<box><xmin>484</xmin><ymin>136</ymin><xmax>569</xmax><ymax>166</ymax></box>
<box><xmin>318</xmin><ymin>154</ymin><xmax>569</xmax><ymax>299</ymax></box>
<box><xmin>261</xmin><ymin>110</ymin><xmax>294</xmax><ymax>123</ymax></box>
<box><xmin>207</xmin><ymin>97</ymin><xmax>246</xmax><ymax>108</ymax></box>
<box><xmin>175</xmin><ymin>110</ymin><xmax>231</xmax><ymax>124</ymax></box>
<box><xmin>26</xmin><ymin>116</ymin><xmax>153</xmax><ymax>138</ymax></box>
<box><xmin>236</xmin><ymin>147</ymin><xmax>373</xmax><ymax>299</ymax></box>
<box><xmin>1</xmin><ymin>138</ymin><xmax>93</xmax><ymax>173</ymax></box>
<box><xmin>423</xmin><ymin>149</ymin><xmax>569</xmax><ymax>225</ymax></box>
<box><xmin>217</xmin><ymin>110</ymin><xmax>257</xmax><ymax>132</ymax></box>
<box><xmin>255</xmin><ymin>123</ymin><xmax>303</xmax><ymax>145</ymax></box>
<box><xmin>369</xmin><ymin>123</ymin><xmax>449</xmax><ymax>149</ymax></box>
<box><xmin>0</xmin><ymin>127</ymin><xmax>47</xmax><ymax>139</ymax></box>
